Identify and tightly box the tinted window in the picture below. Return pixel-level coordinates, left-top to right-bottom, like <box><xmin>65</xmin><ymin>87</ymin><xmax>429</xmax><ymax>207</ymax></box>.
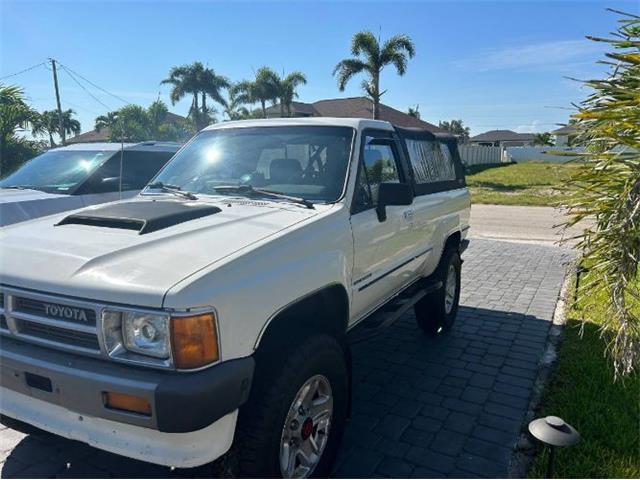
<box><xmin>354</xmin><ymin>135</ymin><xmax>401</xmax><ymax>212</ymax></box>
<box><xmin>151</xmin><ymin>127</ymin><xmax>354</xmax><ymax>202</ymax></box>
<box><xmin>0</xmin><ymin>150</ymin><xmax>114</xmax><ymax>194</ymax></box>
<box><xmin>78</xmin><ymin>150</ymin><xmax>174</xmax><ymax>194</ymax></box>
<box><xmin>405</xmin><ymin>139</ymin><xmax>456</xmax><ymax>184</ymax></box>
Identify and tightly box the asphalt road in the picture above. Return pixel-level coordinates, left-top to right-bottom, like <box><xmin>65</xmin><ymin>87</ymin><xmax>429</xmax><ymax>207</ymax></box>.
<box><xmin>470</xmin><ymin>204</ymin><xmax>591</xmax><ymax>246</ymax></box>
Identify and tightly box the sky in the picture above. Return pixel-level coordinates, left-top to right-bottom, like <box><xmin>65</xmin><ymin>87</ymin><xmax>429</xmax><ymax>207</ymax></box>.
<box><xmin>1</xmin><ymin>0</ymin><xmax>636</xmax><ymax>137</ymax></box>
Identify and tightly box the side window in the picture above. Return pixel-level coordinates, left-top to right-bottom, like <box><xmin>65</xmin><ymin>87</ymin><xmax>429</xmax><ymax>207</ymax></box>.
<box><xmin>78</xmin><ymin>151</ymin><xmax>173</xmax><ymax>194</ymax></box>
<box><xmin>353</xmin><ymin>135</ymin><xmax>401</xmax><ymax>212</ymax></box>
<box><xmin>405</xmin><ymin>139</ymin><xmax>457</xmax><ymax>184</ymax></box>
<box><xmin>122</xmin><ymin>151</ymin><xmax>173</xmax><ymax>190</ymax></box>
<box><xmin>78</xmin><ymin>154</ymin><xmax>121</xmax><ymax>194</ymax></box>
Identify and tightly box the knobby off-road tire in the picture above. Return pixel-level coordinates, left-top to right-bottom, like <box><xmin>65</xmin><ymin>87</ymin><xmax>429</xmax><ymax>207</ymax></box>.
<box><xmin>235</xmin><ymin>335</ymin><xmax>349</xmax><ymax>478</ymax></box>
<box><xmin>415</xmin><ymin>248</ymin><xmax>462</xmax><ymax>335</ymax></box>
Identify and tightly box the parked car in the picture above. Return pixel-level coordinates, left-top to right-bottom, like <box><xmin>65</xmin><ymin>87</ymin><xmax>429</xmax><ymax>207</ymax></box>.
<box><xmin>0</xmin><ymin>141</ymin><xmax>181</xmax><ymax>226</ymax></box>
<box><xmin>0</xmin><ymin>118</ymin><xmax>470</xmax><ymax>477</ymax></box>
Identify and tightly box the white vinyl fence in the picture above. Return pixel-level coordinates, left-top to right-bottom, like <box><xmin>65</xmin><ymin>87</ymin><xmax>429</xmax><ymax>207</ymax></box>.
<box><xmin>506</xmin><ymin>146</ymin><xmax>585</xmax><ymax>162</ymax></box>
<box><xmin>458</xmin><ymin>145</ymin><xmax>508</xmax><ymax>166</ymax></box>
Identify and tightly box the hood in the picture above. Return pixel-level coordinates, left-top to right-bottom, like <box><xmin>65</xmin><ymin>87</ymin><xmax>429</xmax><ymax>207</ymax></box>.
<box><xmin>0</xmin><ymin>196</ymin><xmax>321</xmax><ymax>307</ymax></box>
<box><xmin>0</xmin><ymin>189</ymin><xmax>80</xmax><ymax>227</ymax></box>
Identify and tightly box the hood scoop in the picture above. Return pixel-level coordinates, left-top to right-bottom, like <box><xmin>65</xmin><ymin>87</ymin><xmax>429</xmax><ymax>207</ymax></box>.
<box><xmin>56</xmin><ymin>200</ymin><xmax>222</xmax><ymax>235</ymax></box>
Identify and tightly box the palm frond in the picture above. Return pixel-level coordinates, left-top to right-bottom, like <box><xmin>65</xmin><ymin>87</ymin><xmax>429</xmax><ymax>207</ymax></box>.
<box><xmin>351</xmin><ymin>31</ymin><xmax>379</xmax><ymax>64</ymax></box>
<box><xmin>333</xmin><ymin>59</ymin><xmax>368</xmax><ymax>91</ymax></box>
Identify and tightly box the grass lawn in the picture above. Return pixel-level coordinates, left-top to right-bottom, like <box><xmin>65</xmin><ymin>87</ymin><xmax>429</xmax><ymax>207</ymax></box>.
<box><xmin>529</xmin><ymin>274</ymin><xmax>640</xmax><ymax>478</ymax></box>
<box><xmin>465</xmin><ymin>161</ymin><xmax>582</xmax><ymax>206</ymax></box>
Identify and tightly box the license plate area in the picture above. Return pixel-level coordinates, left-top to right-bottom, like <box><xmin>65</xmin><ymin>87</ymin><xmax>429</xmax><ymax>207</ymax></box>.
<box><xmin>24</xmin><ymin>372</ymin><xmax>52</xmax><ymax>393</ymax></box>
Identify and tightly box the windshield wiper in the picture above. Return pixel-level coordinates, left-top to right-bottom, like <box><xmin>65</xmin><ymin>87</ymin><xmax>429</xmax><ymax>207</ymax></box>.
<box><xmin>146</xmin><ymin>182</ymin><xmax>198</xmax><ymax>200</ymax></box>
<box><xmin>213</xmin><ymin>185</ymin><xmax>314</xmax><ymax>209</ymax></box>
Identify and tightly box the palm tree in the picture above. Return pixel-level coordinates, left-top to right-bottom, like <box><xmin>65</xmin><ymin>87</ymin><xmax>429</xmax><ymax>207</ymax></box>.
<box><xmin>274</xmin><ymin>71</ymin><xmax>307</xmax><ymax>117</ymax></box>
<box><xmin>200</xmin><ymin>67</ymin><xmax>230</xmax><ymax>120</ymax></box>
<box><xmin>95</xmin><ymin>111</ymin><xmax>119</xmax><ymax>132</ymax></box>
<box><xmin>333</xmin><ymin>31</ymin><xmax>415</xmax><ymax>119</ymax></box>
<box><xmin>231</xmin><ymin>67</ymin><xmax>279</xmax><ymax>118</ymax></box>
<box><xmin>408</xmin><ymin>105</ymin><xmax>420</xmax><ymax>119</ymax></box>
<box><xmin>162</xmin><ymin>62</ymin><xmax>229</xmax><ymax>129</ymax></box>
<box><xmin>438</xmin><ymin>119</ymin><xmax>470</xmax><ymax>143</ymax></box>
<box><xmin>533</xmin><ymin>132</ymin><xmax>554</xmax><ymax>146</ymax></box>
<box><xmin>161</xmin><ymin>63</ymin><xmax>201</xmax><ymax>116</ymax></box>
<box><xmin>33</xmin><ymin>109</ymin><xmax>80</xmax><ymax>147</ymax></box>
<box><xmin>0</xmin><ymin>84</ymin><xmax>43</xmax><ymax>175</ymax></box>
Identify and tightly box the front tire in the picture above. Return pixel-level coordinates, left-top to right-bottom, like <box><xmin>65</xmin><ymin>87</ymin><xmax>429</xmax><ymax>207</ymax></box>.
<box><xmin>235</xmin><ymin>335</ymin><xmax>349</xmax><ymax>478</ymax></box>
<box><xmin>415</xmin><ymin>248</ymin><xmax>462</xmax><ymax>335</ymax></box>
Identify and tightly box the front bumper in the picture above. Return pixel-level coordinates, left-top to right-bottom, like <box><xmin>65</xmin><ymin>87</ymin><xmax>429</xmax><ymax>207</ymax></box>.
<box><xmin>0</xmin><ymin>387</ymin><xmax>238</xmax><ymax>468</ymax></box>
<box><xmin>0</xmin><ymin>337</ymin><xmax>254</xmax><ymax>433</ymax></box>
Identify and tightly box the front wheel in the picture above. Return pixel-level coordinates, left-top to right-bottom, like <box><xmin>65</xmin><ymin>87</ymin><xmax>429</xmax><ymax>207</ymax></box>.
<box><xmin>415</xmin><ymin>248</ymin><xmax>462</xmax><ymax>335</ymax></box>
<box><xmin>235</xmin><ymin>335</ymin><xmax>349</xmax><ymax>478</ymax></box>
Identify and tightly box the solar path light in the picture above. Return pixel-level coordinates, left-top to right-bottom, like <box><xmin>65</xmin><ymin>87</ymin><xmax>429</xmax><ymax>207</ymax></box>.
<box><xmin>528</xmin><ymin>416</ymin><xmax>580</xmax><ymax>478</ymax></box>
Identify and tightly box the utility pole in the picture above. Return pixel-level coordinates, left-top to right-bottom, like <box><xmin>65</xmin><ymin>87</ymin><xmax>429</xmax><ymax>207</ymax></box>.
<box><xmin>50</xmin><ymin>58</ymin><xmax>66</xmax><ymax>144</ymax></box>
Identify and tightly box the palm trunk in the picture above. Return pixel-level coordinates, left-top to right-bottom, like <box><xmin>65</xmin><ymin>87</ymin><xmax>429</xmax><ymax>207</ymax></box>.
<box><xmin>280</xmin><ymin>100</ymin><xmax>285</xmax><ymax>118</ymax></box>
<box><xmin>287</xmin><ymin>103</ymin><xmax>292</xmax><ymax>117</ymax></box>
<box><xmin>202</xmin><ymin>92</ymin><xmax>207</xmax><ymax>115</ymax></box>
<box><xmin>261</xmin><ymin>100</ymin><xmax>267</xmax><ymax>119</ymax></box>
<box><xmin>373</xmin><ymin>72</ymin><xmax>380</xmax><ymax>120</ymax></box>
<box><xmin>49</xmin><ymin>132</ymin><xmax>55</xmax><ymax>148</ymax></box>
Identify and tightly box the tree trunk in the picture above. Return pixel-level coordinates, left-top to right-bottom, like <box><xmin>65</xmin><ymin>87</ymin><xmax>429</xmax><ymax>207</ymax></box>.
<box><xmin>49</xmin><ymin>132</ymin><xmax>55</xmax><ymax>148</ymax></box>
<box><xmin>287</xmin><ymin>103</ymin><xmax>292</xmax><ymax>117</ymax></box>
<box><xmin>373</xmin><ymin>72</ymin><xmax>380</xmax><ymax>120</ymax></box>
<box><xmin>202</xmin><ymin>92</ymin><xmax>207</xmax><ymax>115</ymax></box>
<box><xmin>280</xmin><ymin>100</ymin><xmax>285</xmax><ymax>118</ymax></box>
<box><xmin>193</xmin><ymin>95</ymin><xmax>199</xmax><ymax>115</ymax></box>
<box><xmin>261</xmin><ymin>100</ymin><xmax>267</xmax><ymax>119</ymax></box>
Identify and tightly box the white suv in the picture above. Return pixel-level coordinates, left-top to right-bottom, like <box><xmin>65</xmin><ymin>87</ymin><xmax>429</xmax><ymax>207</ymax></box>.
<box><xmin>0</xmin><ymin>141</ymin><xmax>180</xmax><ymax>226</ymax></box>
<box><xmin>0</xmin><ymin>118</ymin><xmax>470</xmax><ymax>477</ymax></box>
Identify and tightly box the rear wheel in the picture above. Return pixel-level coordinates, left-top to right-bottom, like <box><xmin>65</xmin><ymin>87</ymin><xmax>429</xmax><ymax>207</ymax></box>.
<box><xmin>235</xmin><ymin>335</ymin><xmax>349</xmax><ymax>478</ymax></box>
<box><xmin>415</xmin><ymin>248</ymin><xmax>461</xmax><ymax>335</ymax></box>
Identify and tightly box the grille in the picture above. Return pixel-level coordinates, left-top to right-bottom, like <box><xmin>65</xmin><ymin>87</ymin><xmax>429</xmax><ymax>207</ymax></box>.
<box><xmin>13</xmin><ymin>296</ymin><xmax>97</xmax><ymax>325</ymax></box>
<box><xmin>0</xmin><ymin>288</ymin><xmax>101</xmax><ymax>355</ymax></box>
<box><xmin>17</xmin><ymin>320</ymin><xmax>100</xmax><ymax>351</ymax></box>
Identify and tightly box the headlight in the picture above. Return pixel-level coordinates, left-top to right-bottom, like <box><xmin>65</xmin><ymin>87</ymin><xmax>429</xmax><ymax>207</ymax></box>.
<box><xmin>122</xmin><ymin>312</ymin><xmax>170</xmax><ymax>359</ymax></box>
<box><xmin>101</xmin><ymin>308</ymin><xmax>218</xmax><ymax>369</ymax></box>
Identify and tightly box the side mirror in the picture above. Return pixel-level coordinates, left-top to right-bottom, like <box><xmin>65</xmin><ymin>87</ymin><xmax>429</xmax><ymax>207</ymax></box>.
<box><xmin>376</xmin><ymin>182</ymin><xmax>414</xmax><ymax>222</ymax></box>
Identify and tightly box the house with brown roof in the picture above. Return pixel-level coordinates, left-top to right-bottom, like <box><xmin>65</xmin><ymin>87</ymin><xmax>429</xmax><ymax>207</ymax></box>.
<box><xmin>469</xmin><ymin>129</ymin><xmax>536</xmax><ymax>147</ymax></box>
<box><xmin>265</xmin><ymin>97</ymin><xmax>445</xmax><ymax>133</ymax></box>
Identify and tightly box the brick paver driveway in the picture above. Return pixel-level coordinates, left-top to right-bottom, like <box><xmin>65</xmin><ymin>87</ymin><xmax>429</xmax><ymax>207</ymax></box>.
<box><xmin>0</xmin><ymin>238</ymin><xmax>572</xmax><ymax>478</ymax></box>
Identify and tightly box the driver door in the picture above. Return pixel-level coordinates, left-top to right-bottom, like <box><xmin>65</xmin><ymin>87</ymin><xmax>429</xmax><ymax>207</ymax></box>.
<box><xmin>349</xmin><ymin>131</ymin><xmax>418</xmax><ymax>323</ymax></box>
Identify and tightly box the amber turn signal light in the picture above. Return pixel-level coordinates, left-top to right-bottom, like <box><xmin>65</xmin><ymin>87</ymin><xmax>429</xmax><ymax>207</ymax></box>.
<box><xmin>104</xmin><ymin>391</ymin><xmax>152</xmax><ymax>416</ymax></box>
<box><xmin>171</xmin><ymin>312</ymin><xmax>219</xmax><ymax>369</ymax></box>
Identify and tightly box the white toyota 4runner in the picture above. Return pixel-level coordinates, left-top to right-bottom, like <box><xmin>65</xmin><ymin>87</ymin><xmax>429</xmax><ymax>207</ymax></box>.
<box><xmin>0</xmin><ymin>118</ymin><xmax>470</xmax><ymax>477</ymax></box>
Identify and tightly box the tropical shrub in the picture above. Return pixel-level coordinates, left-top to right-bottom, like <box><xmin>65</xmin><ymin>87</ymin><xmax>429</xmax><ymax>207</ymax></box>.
<box><xmin>564</xmin><ymin>10</ymin><xmax>640</xmax><ymax>377</ymax></box>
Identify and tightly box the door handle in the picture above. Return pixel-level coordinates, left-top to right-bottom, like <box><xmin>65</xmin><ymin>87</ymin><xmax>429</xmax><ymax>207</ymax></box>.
<box><xmin>403</xmin><ymin>209</ymin><xmax>415</xmax><ymax>221</ymax></box>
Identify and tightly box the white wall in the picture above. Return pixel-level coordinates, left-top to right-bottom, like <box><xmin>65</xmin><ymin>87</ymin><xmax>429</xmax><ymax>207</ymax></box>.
<box><xmin>506</xmin><ymin>146</ymin><xmax>584</xmax><ymax>162</ymax></box>
<box><xmin>459</xmin><ymin>145</ymin><xmax>507</xmax><ymax>166</ymax></box>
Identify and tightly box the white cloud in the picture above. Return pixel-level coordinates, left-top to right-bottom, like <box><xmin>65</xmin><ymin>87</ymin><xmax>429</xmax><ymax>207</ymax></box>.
<box><xmin>515</xmin><ymin>120</ymin><xmax>541</xmax><ymax>133</ymax></box>
<box><xmin>453</xmin><ymin>39</ymin><xmax>604</xmax><ymax>72</ymax></box>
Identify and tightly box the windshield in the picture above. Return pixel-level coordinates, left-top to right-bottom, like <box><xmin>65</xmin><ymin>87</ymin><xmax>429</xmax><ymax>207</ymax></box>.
<box><xmin>149</xmin><ymin>126</ymin><xmax>355</xmax><ymax>202</ymax></box>
<box><xmin>0</xmin><ymin>149</ymin><xmax>114</xmax><ymax>194</ymax></box>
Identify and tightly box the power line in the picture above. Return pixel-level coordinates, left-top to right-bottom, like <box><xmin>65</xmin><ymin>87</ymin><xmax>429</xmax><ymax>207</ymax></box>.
<box><xmin>0</xmin><ymin>61</ymin><xmax>47</xmax><ymax>81</ymax></box>
<box><xmin>60</xmin><ymin>66</ymin><xmax>113</xmax><ymax>111</ymax></box>
<box><xmin>58</xmin><ymin>62</ymin><xmax>130</xmax><ymax>106</ymax></box>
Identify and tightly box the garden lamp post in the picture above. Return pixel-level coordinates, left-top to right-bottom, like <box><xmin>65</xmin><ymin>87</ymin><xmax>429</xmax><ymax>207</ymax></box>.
<box><xmin>529</xmin><ymin>416</ymin><xmax>580</xmax><ymax>477</ymax></box>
